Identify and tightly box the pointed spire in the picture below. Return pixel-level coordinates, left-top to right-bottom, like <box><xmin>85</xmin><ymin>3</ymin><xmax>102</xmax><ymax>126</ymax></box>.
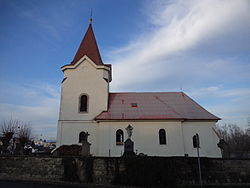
<box><xmin>71</xmin><ymin>18</ymin><xmax>103</xmax><ymax>66</ymax></box>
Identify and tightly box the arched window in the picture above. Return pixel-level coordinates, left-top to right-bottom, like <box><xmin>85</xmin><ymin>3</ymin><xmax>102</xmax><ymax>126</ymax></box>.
<box><xmin>79</xmin><ymin>131</ymin><xmax>86</xmax><ymax>143</ymax></box>
<box><xmin>193</xmin><ymin>134</ymin><xmax>200</xmax><ymax>148</ymax></box>
<box><xmin>116</xmin><ymin>129</ymin><xmax>124</xmax><ymax>145</ymax></box>
<box><xmin>79</xmin><ymin>94</ymin><xmax>88</xmax><ymax>112</ymax></box>
<box><xmin>159</xmin><ymin>129</ymin><xmax>167</xmax><ymax>145</ymax></box>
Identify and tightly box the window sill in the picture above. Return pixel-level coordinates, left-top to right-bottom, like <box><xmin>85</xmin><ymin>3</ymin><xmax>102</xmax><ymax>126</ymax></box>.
<box><xmin>116</xmin><ymin>142</ymin><xmax>124</xmax><ymax>146</ymax></box>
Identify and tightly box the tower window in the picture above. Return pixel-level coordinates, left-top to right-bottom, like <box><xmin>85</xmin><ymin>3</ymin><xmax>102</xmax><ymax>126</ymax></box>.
<box><xmin>79</xmin><ymin>94</ymin><xmax>88</xmax><ymax>112</ymax></box>
<box><xmin>116</xmin><ymin>129</ymin><xmax>124</xmax><ymax>145</ymax></box>
<box><xmin>159</xmin><ymin>129</ymin><xmax>167</xmax><ymax>145</ymax></box>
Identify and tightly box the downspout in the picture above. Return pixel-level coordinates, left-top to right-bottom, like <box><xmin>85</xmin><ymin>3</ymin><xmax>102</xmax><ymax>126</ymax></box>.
<box><xmin>181</xmin><ymin>120</ymin><xmax>186</xmax><ymax>156</ymax></box>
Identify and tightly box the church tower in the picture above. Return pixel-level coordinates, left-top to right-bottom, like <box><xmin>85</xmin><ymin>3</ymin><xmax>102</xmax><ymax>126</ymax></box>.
<box><xmin>57</xmin><ymin>20</ymin><xmax>111</xmax><ymax>147</ymax></box>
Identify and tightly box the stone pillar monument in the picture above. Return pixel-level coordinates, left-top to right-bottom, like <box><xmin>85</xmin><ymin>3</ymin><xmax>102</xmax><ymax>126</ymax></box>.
<box><xmin>80</xmin><ymin>132</ymin><xmax>91</xmax><ymax>157</ymax></box>
<box><xmin>123</xmin><ymin>125</ymin><xmax>135</xmax><ymax>156</ymax></box>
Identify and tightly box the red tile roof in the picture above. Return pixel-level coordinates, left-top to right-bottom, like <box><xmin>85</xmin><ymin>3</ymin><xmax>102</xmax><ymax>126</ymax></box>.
<box><xmin>71</xmin><ymin>23</ymin><xmax>103</xmax><ymax>65</ymax></box>
<box><xmin>95</xmin><ymin>92</ymin><xmax>220</xmax><ymax>121</ymax></box>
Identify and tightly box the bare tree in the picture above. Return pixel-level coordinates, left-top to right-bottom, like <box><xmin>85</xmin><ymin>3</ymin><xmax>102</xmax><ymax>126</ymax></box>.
<box><xmin>0</xmin><ymin>119</ymin><xmax>18</xmax><ymax>134</ymax></box>
<box><xmin>247</xmin><ymin>116</ymin><xmax>250</xmax><ymax>131</ymax></box>
<box><xmin>0</xmin><ymin>119</ymin><xmax>33</xmax><ymax>155</ymax></box>
<box><xmin>18</xmin><ymin>123</ymin><xmax>32</xmax><ymax>154</ymax></box>
<box><xmin>0</xmin><ymin>119</ymin><xmax>18</xmax><ymax>154</ymax></box>
<box><xmin>217</xmin><ymin>124</ymin><xmax>250</xmax><ymax>158</ymax></box>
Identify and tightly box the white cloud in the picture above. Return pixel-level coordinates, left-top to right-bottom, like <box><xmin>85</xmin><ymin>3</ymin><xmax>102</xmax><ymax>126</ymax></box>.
<box><xmin>188</xmin><ymin>86</ymin><xmax>250</xmax><ymax>98</ymax></box>
<box><xmin>210</xmin><ymin>104</ymin><xmax>250</xmax><ymax>128</ymax></box>
<box><xmin>186</xmin><ymin>86</ymin><xmax>250</xmax><ymax>128</ymax></box>
<box><xmin>108</xmin><ymin>0</ymin><xmax>250</xmax><ymax>90</ymax></box>
<box><xmin>0</xmin><ymin>82</ymin><xmax>60</xmax><ymax>139</ymax></box>
<box><xmin>106</xmin><ymin>0</ymin><xmax>250</xmax><ymax>128</ymax></box>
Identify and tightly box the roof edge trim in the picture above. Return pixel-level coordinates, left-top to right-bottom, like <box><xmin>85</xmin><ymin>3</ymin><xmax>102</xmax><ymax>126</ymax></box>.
<box><xmin>61</xmin><ymin>55</ymin><xmax>111</xmax><ymax>72</ymax></box>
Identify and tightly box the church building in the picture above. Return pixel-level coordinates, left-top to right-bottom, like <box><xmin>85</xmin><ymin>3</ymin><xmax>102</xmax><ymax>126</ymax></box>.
<box><xmin>56</xmin><ymin>20</ymin><xmax>221</xmax><ymax>157</ymax></box>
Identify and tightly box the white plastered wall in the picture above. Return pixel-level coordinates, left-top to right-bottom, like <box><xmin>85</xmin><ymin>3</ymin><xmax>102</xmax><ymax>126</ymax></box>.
<box><xmin>57</xmin><ymin>120</ymin><xmax>185</xmax><ymax>157</ymax></box>
<box><xmin>58</xmin><ymin>121</ymin><xmax>99</xmax><ymax>155</ymax></box>
<box><xmin>56</xmin><ymin>56</ymin><xmax>110</xmax><ymax>148</ymax></box>
<box><xmin>97</xmin><ymin>121</ymin><xmax>185</xmax><ymax>157</ymax></box>
<box><xmin>59</xmin><ymin>56</ymin><xmax>109</xmax><ymax>121</ymax></box>
<box><xmin>181</xmin><ymin>121</ymin><xmax>221</xmax><ymax>157</ymax></box>
<box><xmin>57</xmin><ymin>119</ymin><xmax>221</xmax><ymax>157</ymax></box>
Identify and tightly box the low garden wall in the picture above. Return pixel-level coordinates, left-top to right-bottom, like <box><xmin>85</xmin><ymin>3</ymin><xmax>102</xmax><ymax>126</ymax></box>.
<box><xmin>0</xmin><ymin>156</ymin><xmax>250</xmax><ymax>186</ymax></box>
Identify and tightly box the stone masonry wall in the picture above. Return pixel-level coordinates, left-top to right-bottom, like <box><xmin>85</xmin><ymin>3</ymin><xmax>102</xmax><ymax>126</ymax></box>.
<box><xmin>0</xmin><ymin>156</ymin><xmax>64</xmax><ymax>182</ymax></box>
<box><xmin>0</xmin><ymin>156</ymin><xmax>250</xmax><ymax>186</ymax></box>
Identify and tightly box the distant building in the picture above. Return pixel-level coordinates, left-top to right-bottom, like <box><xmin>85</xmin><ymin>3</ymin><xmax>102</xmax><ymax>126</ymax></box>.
<box><xmin>34</xmin><ymin>139</ymin><xmax>56</xmax><ymax>148</ymax></box>
<box><xmin>56</xmin><ymin>19</ymin><xmax>221</xmax><ymax>157</ymax></box>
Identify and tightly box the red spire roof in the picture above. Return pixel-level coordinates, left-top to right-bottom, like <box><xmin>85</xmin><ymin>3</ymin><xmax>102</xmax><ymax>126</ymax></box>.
<box><xmin>71</xmin><ymin>23</ymin><xmax>103</xmax><ymax>65</ymax></box>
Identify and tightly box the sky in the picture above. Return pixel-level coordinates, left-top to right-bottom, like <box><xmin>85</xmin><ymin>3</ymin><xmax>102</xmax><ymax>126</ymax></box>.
<box><xmin>0</xmin><ymin>0</ymin><xmax>250</xmax><ymax>140</ymax></box>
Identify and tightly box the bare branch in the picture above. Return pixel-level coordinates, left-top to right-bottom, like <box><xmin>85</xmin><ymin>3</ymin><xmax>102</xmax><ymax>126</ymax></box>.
<box><xmin>0</xmin><ymin>119</ymin><xmax>18</xmax><ymax>136</ymax></box>
<box><xmin>216</xmin><ymin>124</ymin><xmax>250</xmax><ymax>158</ymax></box>
<box><xmin>17</xmin><ymin>122</ymin><xmax>32</xmax><ymax>146</ymax></box>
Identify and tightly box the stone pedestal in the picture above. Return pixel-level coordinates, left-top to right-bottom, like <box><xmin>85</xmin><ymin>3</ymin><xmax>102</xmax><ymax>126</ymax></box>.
<box><xmin>123</xmin><ymin>138</ymin><xmax>135</xmax><ymax>157</ymax></box>
<box><xmin>217</xmin><ymin>139</ymin><xmax>229</xmax><ymax>158</ymax></box>
<box><xmin>81</xmin><ymin>141</ymin><xmax>91</xmax><ymax>157</ymax></box>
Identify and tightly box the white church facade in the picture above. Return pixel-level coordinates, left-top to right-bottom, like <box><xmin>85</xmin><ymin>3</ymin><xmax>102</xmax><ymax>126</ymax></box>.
<box><xmin>56</xmin><ymin>21</ymin><xmax>222</xmax><ymax>158</ymax></box>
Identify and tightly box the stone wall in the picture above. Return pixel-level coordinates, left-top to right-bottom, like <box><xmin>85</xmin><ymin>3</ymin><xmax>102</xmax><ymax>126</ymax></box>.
<box><xmin>0</xmin><ymin>156</ymin><xmax>64</xmax><ymax>182</ymax></box>
<box><xmin>0</xmin><ymin>156</ymin><xmax>250</xmax><ymax>186</ymax></box>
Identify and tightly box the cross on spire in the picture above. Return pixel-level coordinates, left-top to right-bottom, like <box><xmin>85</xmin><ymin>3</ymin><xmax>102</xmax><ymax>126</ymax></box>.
<box><xmin>90</xmin><ymin>8</ymin><xmax>93</xmax><ymax>24</ymax></box>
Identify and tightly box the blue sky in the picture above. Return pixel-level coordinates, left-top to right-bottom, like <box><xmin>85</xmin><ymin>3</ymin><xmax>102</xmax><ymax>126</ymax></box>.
<box><xmin>0</xmin><ymin>0</ymin><xmax>250</xmax><ymax>139</ymax></box>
